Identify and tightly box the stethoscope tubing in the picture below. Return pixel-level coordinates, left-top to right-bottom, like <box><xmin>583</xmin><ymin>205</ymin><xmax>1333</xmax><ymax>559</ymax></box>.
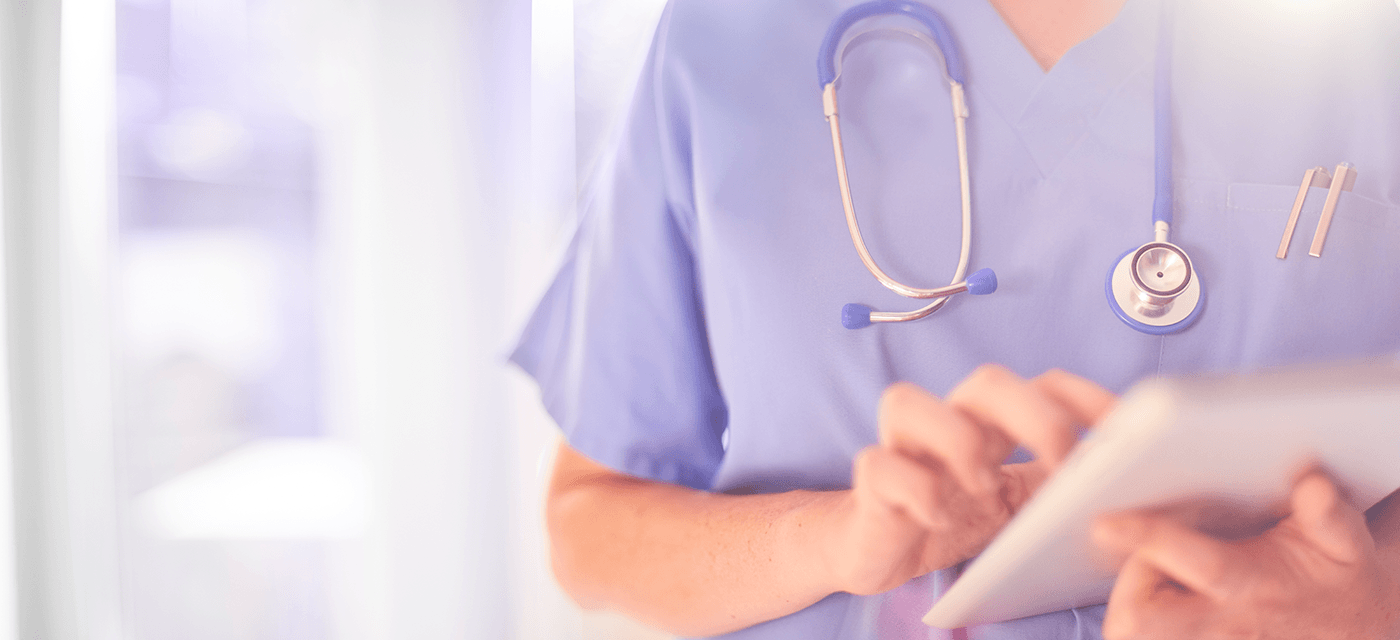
<box><xmin>822</xmin><ymin>82</ymin><xmax>972</xmax><ymax>302</ymax></box>
<box><xmin>817</xmin><ymin>0</ymin><xmax>966</xmax><ymax>87</ymax></box>
<box><xmin>822</xmin><ymin>0</ymin><xmax>1201</xmax><ymax>333</ymax></box>
<box><xmin>820</xmin><ymin>1</ymin><xmax>976</xmax><ymax>324</ymax></box>
<box><xmin>1151</xmin><ymin>0</ymin><xmax>1174</xmax><ymax>227</ymax></box>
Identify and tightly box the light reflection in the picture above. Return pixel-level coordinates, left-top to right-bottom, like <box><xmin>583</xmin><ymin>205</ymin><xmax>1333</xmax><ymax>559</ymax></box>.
<box><xmin>121</xmin><ymin>230</ymin><xmax>280</xmax><ymax>376</ymax></box>
<box><xmin>145</xmin><ymin>108</ymin><xmax>249</xmax><ymax>178</ymax></box>
<box><xmin>135</xmin><ymin>438</ymin><xmax>367</xmax><ymax>540</ymax></box>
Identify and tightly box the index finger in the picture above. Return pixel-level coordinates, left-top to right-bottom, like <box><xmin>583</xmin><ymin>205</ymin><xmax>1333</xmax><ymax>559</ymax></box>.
<box><xmin>877</xmin><ymin>383</ymin><xmax>1012</xmax><ymax>497</ymax></box>
<box><xmin>1104</xmin><ymin>554</ymin><xmax>1208</xmax><ymax>640</ymax></box>
<box><xmin>1031</xmin><ymin>369</ymin><xmax>1117</xmax><ymax>428</ymax></box>
<box><xmin>947</xmin><ymin>364</ymin><xmax>1079</xmax><ymax>466</ymax></box>
<box><xmin>1094</xmin><ymin>513</ymin><xmax>1240</xmax><ymax>601</ymax></box>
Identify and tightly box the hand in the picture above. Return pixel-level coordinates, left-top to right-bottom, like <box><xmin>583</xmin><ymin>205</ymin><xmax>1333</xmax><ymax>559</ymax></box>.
<box><xmin>822</xmin><ymin>365</ymin><xmax>1116</xmax><ymax>596</ymax></box>
<box><xmin>1094</xmin><ymin>471</ymin><xmax>1400</xmax><ymax>640</ymax></box>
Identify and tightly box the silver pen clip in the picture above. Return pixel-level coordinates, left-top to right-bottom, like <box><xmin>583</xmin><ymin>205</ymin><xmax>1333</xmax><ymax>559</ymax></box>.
<box><xmin>1278</xmin><ymin>166</ymin><xmax>1331</xmax><ymax>259</ymax></box>
<box><xmin>1309</xmin><ymin>162</ymin><xmax>1357</xmax><ymax>258</ymax></box>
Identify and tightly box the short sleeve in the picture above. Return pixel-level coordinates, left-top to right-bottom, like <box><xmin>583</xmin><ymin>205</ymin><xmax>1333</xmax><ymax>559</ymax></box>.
<box><xmin>509</xmin><ymin>5</ymin><xmax>728</xmax><ymax>491</ymax></box>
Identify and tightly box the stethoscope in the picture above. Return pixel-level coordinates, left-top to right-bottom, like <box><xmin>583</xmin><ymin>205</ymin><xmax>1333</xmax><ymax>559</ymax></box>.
<box><xmin>819</xmin><ymin>0</ymin><xmax>1204</xmax><ymax>334</ymax></box>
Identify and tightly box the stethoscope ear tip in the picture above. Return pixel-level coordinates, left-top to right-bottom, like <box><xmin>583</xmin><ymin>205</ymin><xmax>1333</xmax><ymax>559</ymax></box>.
<box><xmin>966</xmin><ymin>268</ymin><xmax>997</xmax><ymax>295</ymax></box>
<box><xmin>842</xmin><ymin>303</ymin><xmax>874</xmax><ymax>330</ymax></box>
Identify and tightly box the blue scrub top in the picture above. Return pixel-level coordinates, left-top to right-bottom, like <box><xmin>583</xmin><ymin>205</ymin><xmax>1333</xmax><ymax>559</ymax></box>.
<box><xmin>511</xmin><ymin>0</ymin><xmax>1400</xmax><ymax>638</ymax></box>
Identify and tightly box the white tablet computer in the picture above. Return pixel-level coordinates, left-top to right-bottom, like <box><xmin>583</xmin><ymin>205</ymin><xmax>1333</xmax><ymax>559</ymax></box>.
<box><xmin>923</xmin><ymin>359</ymin><xmax>1400</xmax><ymax>629</ymax></box>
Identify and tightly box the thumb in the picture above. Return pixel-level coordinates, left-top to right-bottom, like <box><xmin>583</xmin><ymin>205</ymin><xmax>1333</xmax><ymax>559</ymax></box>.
<box><xmin>1289</xmin><ymin>471</ymin><xmax>1372</xmax><ymax>564</ymax></box>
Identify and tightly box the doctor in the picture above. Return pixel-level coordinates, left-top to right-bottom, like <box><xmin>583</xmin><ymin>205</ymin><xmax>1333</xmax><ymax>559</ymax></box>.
<box><xmin>511</xmin><ymin>0</ymin><xmax>1400</xmax><ymax>638</ymax></box>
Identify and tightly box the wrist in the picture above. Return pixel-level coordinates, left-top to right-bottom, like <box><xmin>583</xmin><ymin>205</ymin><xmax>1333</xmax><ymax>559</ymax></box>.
<box><xmin>780</xmin><ymin>489</ymin><xmax>852</xmax><ymax>596</ymax></box>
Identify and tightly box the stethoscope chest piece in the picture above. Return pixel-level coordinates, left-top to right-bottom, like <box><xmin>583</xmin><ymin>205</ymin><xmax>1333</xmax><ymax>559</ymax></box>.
<box><xmin>1106</xmin><ymin>241</ymin><xmax>1204</xmax><ymax>334</ymax></box>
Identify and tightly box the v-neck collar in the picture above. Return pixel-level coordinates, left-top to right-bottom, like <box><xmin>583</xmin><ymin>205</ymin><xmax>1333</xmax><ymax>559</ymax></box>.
<box><xmin>949</xmin><ymin>0</ymin><xmax>1158</xmax><ymax>177</ymax></box>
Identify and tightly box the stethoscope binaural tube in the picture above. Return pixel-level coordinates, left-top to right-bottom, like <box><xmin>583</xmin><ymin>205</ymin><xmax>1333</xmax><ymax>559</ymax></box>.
<box><xmin>819</xmin><ymin>0</ymin><xmax>997</xmax><ymax>330</ymax></box>
<box><xmin>842</xmin><ymin>268</ymin><xmax>997</xmax><ymax>329</ymax></box>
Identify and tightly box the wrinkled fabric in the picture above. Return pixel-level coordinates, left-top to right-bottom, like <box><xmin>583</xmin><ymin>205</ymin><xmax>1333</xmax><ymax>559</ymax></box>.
<box><xmin>511</xmin><ymin>0</ymin><xmax>1400</xmax><ymax>637</ymax></box>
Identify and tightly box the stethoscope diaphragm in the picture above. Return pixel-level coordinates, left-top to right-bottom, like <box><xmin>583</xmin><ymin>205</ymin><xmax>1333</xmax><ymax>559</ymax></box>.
<box><xmin>1106</xmin><ymin>241</ymin><xmax>1204</xmax><ymax>334</ymax></box>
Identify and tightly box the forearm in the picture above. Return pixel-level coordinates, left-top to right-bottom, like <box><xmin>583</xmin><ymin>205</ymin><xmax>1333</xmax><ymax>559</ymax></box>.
<box><xmin>547</xmin><ymin>442</ymin><xmax>846</xmax><ymax>637</ymax></box>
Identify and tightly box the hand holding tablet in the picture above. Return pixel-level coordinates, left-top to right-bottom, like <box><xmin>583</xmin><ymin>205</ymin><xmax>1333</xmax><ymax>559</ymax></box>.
<box><xmin>1093</xmin><ymin>470</ymin><xmax>1400</xmax><ymax>640</ymax></box>
<box><xmin>923</xmin><ymin>359</ymin><xmax>1400</xmax><ymax>628</ymax></box>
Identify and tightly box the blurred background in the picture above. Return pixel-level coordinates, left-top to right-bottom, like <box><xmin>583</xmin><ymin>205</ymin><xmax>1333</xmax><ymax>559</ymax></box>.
<box><xmin>0</xmin><ymin>0</ymin><xmax>670</xmax><ymax>638</ymax></box>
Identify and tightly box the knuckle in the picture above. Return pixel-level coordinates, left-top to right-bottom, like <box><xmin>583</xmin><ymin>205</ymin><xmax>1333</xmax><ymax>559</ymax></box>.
<box><xmin>851</xmin><ymin>446</ymin><xmax>880</xmax><ymax>479</ymax></box>
<box><xmin>880</xmin><ymin>382</ymin><xmax>926</xmax><ymax>411</ymax></box>
<box><xmin>852</xmin><ymin>446</ymin><xmax>899</xmax><ymax>496</ymax></box>
<box><xmin>951</xmin><ymin>364</ymin><xmax>1022</xmax><ymax>404</ymax></box>
<box><xmin>1034</xmin><ymin>368</ymin><xmax>1070</xmax><ymax>386</ymax></box>
<box><xmin>938</xmin><ymin>428</ymin><xmax>993</xmax><ymax>481</ymax></box>
<box><xmin>943</xmin><ymin>418</ymin><xmax>984</xmax><ymax>451</ymax></box>
<box><xmin>917</xmin><ymin>470</ymin><xmax>945</xmax><ymax>506</ymax></box>
<box><xmin>968</xmin><ymin>363</ymin><xmax>1016</xmax><ymax>387</ymax></box>
<box><xmin>878</xmin><ymin>383</ymin><xmax>937</xmax><ymax>444</ymax></box>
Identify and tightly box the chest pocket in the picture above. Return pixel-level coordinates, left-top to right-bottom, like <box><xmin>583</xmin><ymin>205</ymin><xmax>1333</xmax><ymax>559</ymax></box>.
<box><xmin>1162</xmin><ymin>182</ymin><xmax>1400</xmax><ymax>372</ymax></box>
